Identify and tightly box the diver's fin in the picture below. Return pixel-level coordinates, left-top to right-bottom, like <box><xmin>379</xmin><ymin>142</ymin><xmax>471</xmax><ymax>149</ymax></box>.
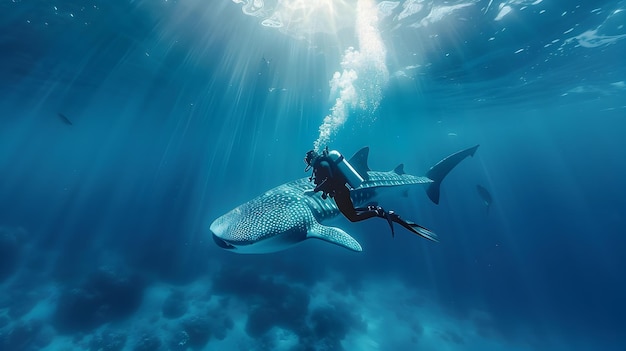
<box><xmin>425</xmin><ymin>145</ymin><xmax>480</xmax><ymax>204</ymax></box>
<box><xmin>387</xmin><ymin>212</ymin><xmax>438</xmax><ymax>242</ymax></box>
<box><xmin>348</xmin><ymin>147</ymin><xmax>371</xmax><ymax>181</ymax></box>
<box><xmin>379</xmin><ymin>211</ymin><xmax>438</xmax><ymax>241</ymax></box>
<box><xmin>307</xmin><ymin>224</ymin><xmax>362</xmax><ymax>252</ymax></box>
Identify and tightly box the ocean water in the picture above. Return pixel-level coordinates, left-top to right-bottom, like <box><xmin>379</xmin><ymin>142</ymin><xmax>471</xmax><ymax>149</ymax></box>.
<box><xmin>1</xmin><ymin>0</ymin><xmax>625</xmax><ymax>350</ymax></box>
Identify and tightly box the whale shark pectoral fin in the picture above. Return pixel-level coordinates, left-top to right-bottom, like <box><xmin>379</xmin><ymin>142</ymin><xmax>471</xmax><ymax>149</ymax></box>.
<box><xmin>307</xmin><ymin>224</ymin><xmax>363</xmax><ymax>252</ymax></box>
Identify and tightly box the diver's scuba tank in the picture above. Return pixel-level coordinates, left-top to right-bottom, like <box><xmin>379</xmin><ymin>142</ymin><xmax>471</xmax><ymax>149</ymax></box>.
<box><xmin>327</xmin><ymin>150</ymin><xmax>364</xmax><ymax>189</ymax></box>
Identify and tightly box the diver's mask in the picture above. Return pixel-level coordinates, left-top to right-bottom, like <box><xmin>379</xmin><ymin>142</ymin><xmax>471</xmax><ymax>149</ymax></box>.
<box><xmin>304</xmin><ymin>149</ymin><xmax>318</xmax><ymax>172</ymax></box>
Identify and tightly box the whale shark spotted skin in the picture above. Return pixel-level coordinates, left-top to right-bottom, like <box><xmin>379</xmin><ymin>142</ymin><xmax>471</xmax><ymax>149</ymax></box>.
<box><xmin>210</xmin><ymin>145</ymin><xmax>479</xmax><ymax>253</ymax></box>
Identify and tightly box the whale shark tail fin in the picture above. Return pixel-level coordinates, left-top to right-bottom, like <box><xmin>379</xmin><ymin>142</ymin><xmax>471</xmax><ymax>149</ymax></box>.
<box><xmin>426</xmin><ymin>145</ymin><xmax>480</xmax><ymax>204</ymax></box>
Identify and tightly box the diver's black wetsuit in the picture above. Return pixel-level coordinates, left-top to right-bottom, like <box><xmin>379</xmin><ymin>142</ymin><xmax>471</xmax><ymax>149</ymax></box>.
<box><xmin>305</xmin><ymin>148</ymin><xmax>438</xmax><ymax>241</ymax></box>
<box><xmin>311</xmin><ymin>157</ymin><xmax>379</xmax><ymax>222</ymax></box>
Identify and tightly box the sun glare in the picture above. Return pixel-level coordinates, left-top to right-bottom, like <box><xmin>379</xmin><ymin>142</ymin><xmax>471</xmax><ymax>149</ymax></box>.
<box><xmin>234</xmin><ymin>0</ymin><xmax>358</xmax><ymax>38</ymax></box>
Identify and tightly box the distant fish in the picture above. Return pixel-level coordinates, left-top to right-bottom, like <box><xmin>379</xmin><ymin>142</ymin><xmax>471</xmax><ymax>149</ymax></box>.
<box><xmin>57</xmin><ymin>113</ymin><xmax>73</xmax><ymax>125</ymax></box>
<box><xmin>476</xmin><ymin>184</ymin><xmax>492</xmax><ymax>213</ymax></box>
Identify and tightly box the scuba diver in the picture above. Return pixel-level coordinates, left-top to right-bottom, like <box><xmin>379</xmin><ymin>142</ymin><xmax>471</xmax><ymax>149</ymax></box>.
<box><xmin>304</xmin><ymin>147</ymin><xmax>436</xmax><ymax>240</ymax></box>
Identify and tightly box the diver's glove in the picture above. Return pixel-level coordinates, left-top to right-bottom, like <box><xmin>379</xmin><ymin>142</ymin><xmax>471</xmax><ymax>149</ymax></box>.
<box><xmin>313</xmin><ymin>178</ymin><xmax>334</xmax><ymax>199</ymax></box>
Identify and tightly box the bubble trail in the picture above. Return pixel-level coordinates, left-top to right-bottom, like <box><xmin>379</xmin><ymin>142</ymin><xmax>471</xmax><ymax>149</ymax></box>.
<box><xmin>313</xmin><ymin>0</ymin><xmax>389</xmax><ymax>152</ymax></box>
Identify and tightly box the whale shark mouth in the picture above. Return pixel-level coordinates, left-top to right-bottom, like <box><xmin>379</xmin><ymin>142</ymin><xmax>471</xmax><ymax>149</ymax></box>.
<box><xmin>212</xmin><ymin>232</ymin><xmax>236</xmax><ymax>250</ymax></box>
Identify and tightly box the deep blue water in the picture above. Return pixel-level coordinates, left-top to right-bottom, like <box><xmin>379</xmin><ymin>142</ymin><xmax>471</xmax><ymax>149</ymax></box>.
<box><xmin>1</xmin><ymin>0</ymin><xmax>625</xmax><ymax>350</ymax></box>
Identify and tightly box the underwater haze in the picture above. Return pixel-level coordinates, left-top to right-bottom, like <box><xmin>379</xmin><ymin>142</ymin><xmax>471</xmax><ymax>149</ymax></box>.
<box><xmin>1</xmin><ymin>0</ymin><xmax>625</xmax><ymax>350</ymax></box>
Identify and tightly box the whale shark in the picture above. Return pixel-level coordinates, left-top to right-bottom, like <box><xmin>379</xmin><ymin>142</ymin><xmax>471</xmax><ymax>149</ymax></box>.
<box><xmin>210</xmin><ymin>145</ymin><xmax>479</xmax><ymax>253</ymax></box>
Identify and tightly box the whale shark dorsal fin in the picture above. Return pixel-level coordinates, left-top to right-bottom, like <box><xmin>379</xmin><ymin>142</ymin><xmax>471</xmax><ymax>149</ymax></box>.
<box><xmin>307</xmin><ymin>223</ymin><xmax>362</xmax><ymax>252</ymax></box>
<box><xmin>348</xmin><ymin>147</ymin><xmax>371</xmax><ymax>181</ymax></box>
<box><xmin>393</xmin><ymin>164</ymin><xmax>405</xmax><ymax>175</ymax></box>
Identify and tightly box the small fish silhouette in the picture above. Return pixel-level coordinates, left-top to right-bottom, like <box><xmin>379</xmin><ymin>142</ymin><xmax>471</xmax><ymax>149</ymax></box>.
<box><xmin>476</xmin><ymin>184</ymin><xmax>492</xmax><ymax>214</ymax></box>
<box><xmin>57</xmin><ymin>113</ymin><xmax>73</xmax><ymax>125</ymax></box>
